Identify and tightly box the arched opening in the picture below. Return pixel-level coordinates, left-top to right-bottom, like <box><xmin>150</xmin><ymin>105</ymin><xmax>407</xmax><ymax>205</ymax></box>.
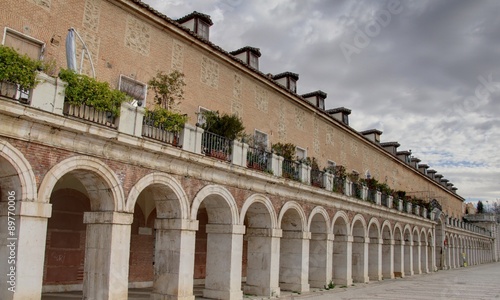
<box><xmin>191</xmin><ymin>185</ymin><xmax>242</xmax><ymax>299</ymax></box>
<box><xmin>351</xmin><ymin>216</ymin><xmax>367</xmax><ymax>283</ymax></box>
<box><xmin>332</xmin><ymin>212</ymin><xmax>351</xmax><ymax>285</ymax></box>
<box><xmin>426</xmin><ymin>231</ymin><xmax>433</xmax><ymax>272</ymax></box>
<box><xmin>308</xmin><ymin>208</ymin><xmax>330</xmax><ymax>288</ymax></box>
<box><xmin>278</xmin><ymin>203</ymin><xmax>309</xmax><ymax>293</ymax></box>
<box><xmin>240</xmin><ymin>195</ymin><xmax>279</xmax><ymax>297</ymax></box>
<box><xmin>403</xmin><ymin>227</ymin><xmax>413</xmax><ymax>276</ymax></box>
<box><xmin>381</xmin><ymin>223</ymin><xmax>393</xmax><ymax>279</ymax></box>
<box><xmin>393</xmin><ymin>225</ymin><xmax>404</xmax><ymax>277</ymax></box>
<box><xmin>420</xmin><ymin>229</ymin><xmax>428</xmax><ymax>273</ymax></box>
<box><xmin>412</xmin><ymin>228</ymin><xmax>421</xmax><ymax>274</ymax></box>
<box><xmin>367</xmin><ymin>220</ymin><xmax>381</xmax><ymax>281</ymax></box>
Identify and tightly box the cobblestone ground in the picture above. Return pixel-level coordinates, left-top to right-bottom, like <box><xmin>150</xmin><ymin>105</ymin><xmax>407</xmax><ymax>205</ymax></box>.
<box><xmin>41</xmin><ymin>262</ymin><xmax>500</xmax><ymax>300</ymax></box>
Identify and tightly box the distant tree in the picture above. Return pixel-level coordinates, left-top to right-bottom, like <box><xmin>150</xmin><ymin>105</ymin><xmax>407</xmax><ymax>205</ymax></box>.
<box><xmin>491</xmin><ymin>201</ymin><xmax>500</xmax><ymax>214</ymax></box>
<box><xmin>477</xmin><ymin>201</ymin><xmax>484</xmax><ymax>213</ymax></box>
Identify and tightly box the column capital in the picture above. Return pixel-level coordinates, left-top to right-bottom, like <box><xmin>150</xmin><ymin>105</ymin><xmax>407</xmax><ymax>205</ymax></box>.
<box><xmin>0</xmin><ymin>201</ymin><xmax>52</xmax><ymax>218</ymax></box>
<box><xmin>83</xmin><ymin>211</ymin><xmax>133</xmax><ymax>225</ymax></box>
<box><xmin>155</xmin><ymin>218</ymin><xmax>199</xmax><ymax>231</ymax></box>
<box><xmin>206</xmin><ymin>224</ymin><xmax>246</xmax><ymax>235</ymax></box>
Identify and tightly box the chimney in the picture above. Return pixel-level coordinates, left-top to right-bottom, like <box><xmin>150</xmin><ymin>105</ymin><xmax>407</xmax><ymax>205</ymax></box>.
<box><xmin>434</xmin><ymin>174</ymin><xmax>443</xmax><ymax>183</ymax></box>
<box><xmin>427</xmin><ymin>169</ymin><xmax>437</xmax><ymax>179</ymax></box>
<box><xmin>360</xmin><ymin>129</ymin><xmax>382</xmax><ymax>144</ymax></box>
<box><xmin>326</xmin><ymin>107</ymin><xmax>351</xmax><ymax>125</ymax></box>
<box><xmin>302</xmin><ymin>90</ymin><xmax>327</xmax><ymax>110</ymax></box>
<box><xmin>410</xmin><ymin>157</ymin><xmax>421</xmax><ymax>169</ymax></box>
<box><xmin>176</xmin><ymin>11</ymin><xmax>213</xmax><ymax>40</ymax></box>
<box><xmin>418</xmin><ymin>163</ymin><xmax>429</xmax><ymax>175</ymax></box>
<box><xmin>230</xmin><ymin>46</ymin><xmax>261</xmax><ymax>70</ymax></box>
<box><xmin>440</xmin><ymin>178</ymin><xmax>449</xmax><ymax>187</ymax></box>
<box><xmin>397</xmin><ymin>150</ymin><xmax>411</xmax><ymax>164</ymax></box>
<box><xmin>451</xmin><ymin>187</ymin><xmax>458</xmax><ymax>193</ymax></box>
<box><xmin>380</xmin><ymin>142</ymin><xmax>400</xmax><ymax>155</ymax></box>
<box><xmin>273</xmin><ymin>72</ymin><xmax>299</xmax><ymax>93</ymax></box>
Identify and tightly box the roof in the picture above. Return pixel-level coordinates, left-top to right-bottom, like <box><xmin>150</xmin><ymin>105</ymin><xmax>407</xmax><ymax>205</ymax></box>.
<box><xmin>380</xmin><ymin>141</ymin><xmax>400</xmax><ymax>147</ymax></box>
<box><xmin>273</xmin><ymin>72</ymin><xmax>299</xmax><ymax>80</ymax></box>
<box><xmin>360</xmin><ymin>129</ymin><xmax>383</xmax><ymax>135</ymax></box>
<box><xmin>326</xmin><ymin>107</ymin><xmax>351</xmax><ymax>114</ymax></box>
<box><xmin>427</xmin><ymin>169</ymin><xmax>437</xmax><ymax>174</ymax></box>
<box><xmin>410</xmin><ymin>157</ymin><xmax>421</xmax><ymax>163</ymax></box>
<box><xmin>418</xmin><ymin>163</ymin><xmax>429</xmax><ymax>168</ymax></box>
<box><xmin>301</xmin><ymin>90</ymin><xmax>327</xmax><ymax>99</ymax></box>
<box><xmin>176</xmin><ymin>11</ymin><xmax>213</xmax><ymax>25</ymax></box>
<box><xmin>230</xmin><ymin>46</ymin><xmax>261</xmax><ymax>57</ymax></box>
<box><xmin>397</xmin><ymin>150</ymin><xmax>411</xmax><ymax>155</ymax></box>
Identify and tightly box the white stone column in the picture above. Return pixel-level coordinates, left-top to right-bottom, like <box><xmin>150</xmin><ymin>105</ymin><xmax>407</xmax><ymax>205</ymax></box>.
<box><xmin>244</xmin><ymin>228</ymin><xmax>281</xmax><ymax>298</ymax></box>
<box><xmin>351</xmin><ymin>236</ymin><xmax>368</xmax><ymax>283</ymax></box>
<box><xmin>345</xmin><ymin>179</ymin><xmax>352</xmax><ymax>197</ymax></box>
<box><xmin>30</xmin><ymin>72</ymin><xmax>66</xmax><ymax>115</ymax></box>
<box><xmin>332</xmin><ymin>235</ymin><xmax>352</xmax><ymax>286</ymax></box>
<box><xmin>116</xmin><ymin>101</ymin><xmax>145</xmax><ymax>137</ymax></box>
<box><xmin>299</xmin><ymin>164</ymin><xmax>311</xmax><ymax>185</ymax></box>
<box><xmin>203</xmin><ymin>224</ymin><xmax>245</xmax><ymax>300</ymax></box>
<box><xmin>180</xmin><ymin>124</ymin><xmax>204</xmax><ymax>154</ymax></box>
<box><xmin>231</xmin><ymin>140</ymin><xmax>249</xmax><ymax>167</ymax></box>
<box><xmin>279</xmin><ymin>231</ymin><xmax>310</xmax><ymax>293</ymax></box>
<box><xmin>381</xmin><ymin>239</ymin><xmax>394</xmax><ymax>279</ymax></box>
<box><xmin>404</xmin><ymin>241</ymin><xmax>413</xmax><ymax>276</ymax></box>
<box><xmin>394</xmin><ymin>240</ymin><xmax>404</xmax><ymax>277</ymax></box>
<box><xmin>308</xmin><ymin>233</ymin><xmax>334</xmax><ymax>288</ymax></box>
<box><xmin>368</xmin><ymin>237</ymin><xmax>382</xmax><ymax>281</ymax></box>
<box><xmin>82</xmin><ymin>211</ymin><xmax>133</xmax><ymax>300</ymax></box>
<box><xmin>323</xmin><ymin>172</ymin><xmax>334</xmax><ymax>191</ymax></box>
<box><xmin>0</xmin><ymin>201</ymin><xmax>51</xmax><ymax>300</ymax></box>
<box><xmin>270</xmin><ymin>154</ymin><xmax>283</xmax><ymax>177</ymax></box>
<box><xmin>151</xmin><ymin>218</ymin><xmax>198</xmax><ymax>300</ymax></box>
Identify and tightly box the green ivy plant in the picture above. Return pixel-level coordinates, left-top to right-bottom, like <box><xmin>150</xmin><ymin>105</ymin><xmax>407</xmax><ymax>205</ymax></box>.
<box><xmin>0</xmin><ymin>45</ymin><xmax>42</xmax><ymax>90</ymax></box>
<box><xmin>59</xmin><ymin>69</ymin><xmax>128</xmax><ymax>117</ymax></box>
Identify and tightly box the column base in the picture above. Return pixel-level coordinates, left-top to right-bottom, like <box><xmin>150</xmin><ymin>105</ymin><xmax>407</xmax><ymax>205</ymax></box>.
<box><xmin>203</xmin><ymin>288</ymin><xmax>242</xmax><ymax>300</ymax></box>
<box><xmin>382</xmin><ymin>273</ymin><xmax>395</xmax><ymax>280</ymax></box>
<box><xmin>243</xmin><ymin>285</ymin><xmax>280</xmax><ymax>298</ymax></box>
<box><xmin>279</xmin><ymin>282</ymin><xmax>309</xmax><ymax>293</ymax></box>
<box><xmin>150</xmin><ymin>293</ymin><xmax>195</xmax><ymax>300</ymax></box>
<box><xmin>352</xmin><ymin>276</ymin><xmax>369</xmax><ymax>283</ymax></box>
<box><xmin>333</xmin><ymin>277</ymin><xmax>353</xmax><ymax>286</ymax></box>
<box><xmin>309</xmin><ymin>280</ymin><xmax>328</xmax><ymax>288</ymax></box>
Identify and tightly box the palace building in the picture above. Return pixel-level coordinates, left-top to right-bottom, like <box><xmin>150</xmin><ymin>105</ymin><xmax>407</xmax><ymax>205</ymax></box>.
<box><xmin>0</xmin><ymin>1</ymin><xmax>498</xmax><ymax>299</ymax></box>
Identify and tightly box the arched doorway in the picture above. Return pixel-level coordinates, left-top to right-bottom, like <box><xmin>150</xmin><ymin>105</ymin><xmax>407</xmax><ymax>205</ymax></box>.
<box><xmin>308</xmin><ymin>207</ymin><xmax>331</xmax><ymax>288</ymax></box>
<box><xmin>332</xmin><ymin>211</ymin><xmax>351</xmax><ymax>285</ymax></box>
<box><xmin>351</xmin><ymin>215</ymin><xmax>368</xmax><ymax>283</ymax></box>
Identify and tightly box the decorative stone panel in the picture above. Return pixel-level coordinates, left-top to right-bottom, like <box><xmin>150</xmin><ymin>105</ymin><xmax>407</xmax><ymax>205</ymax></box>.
<box><xmin>231</xmin><ymin>73</ymin><xmax>243</xmax><ymax>116</ymax></box>
<box><xmin>313</xmin><ymin>117</ymin><xmax>320</xmax><ymax>155</ymax></box>
<box><xmin>171</xmin><ymin>39</ymin><xmax>184</xmax><ymax>71</ymax></box>
<box><xmin>278</xmin><ymin>99</ymin><xmax>286</xmax><ymax>141</ymax></box>
<box><xmin>83</xmin><ymin>0</ymin><xmax>101</xmax><ymax>32</ymax></box>
<box><xmin>255</xmin><ymin>86</ymin><xmax>268</xmax><ymax>113</ymax></box>
<box><xmin>326</xmin><ymin>127</ymin><xmax>334</xmax><ymax>146</ymax></box>
<box><xmin>125</xmin><ymin>15</ymin><xmax>151</xmax><ymax>56</ymax></box>
<box><xmin>200</xmin><ymin>56</ymin><xmax>219</xmax><ymax>88</ymax></box>
<box><xmin>294</xmin><ymin>107</ymin><xmax>305</xmax><ymax>130</ymax></box>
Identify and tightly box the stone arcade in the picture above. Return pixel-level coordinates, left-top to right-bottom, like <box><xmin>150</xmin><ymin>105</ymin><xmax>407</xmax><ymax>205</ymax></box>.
<box><xmin>0</xmin><ymin>1</ymin><xmax>498</xmax><ymax>299</ymax></box>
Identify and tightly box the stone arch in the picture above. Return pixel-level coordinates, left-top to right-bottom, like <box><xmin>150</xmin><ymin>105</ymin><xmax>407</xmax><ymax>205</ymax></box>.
<box><xmin>240</xmin><ymin>193</ymin><xmax>278</xmax><ymax>229</ymax></box>
<box><xmin>307</xmin><ymin>206</ymin><xmax>331</xmax><ymax>289</ymax></box>
<box><xmin>190</xmin><ymin>184</ymin><xmax>239</xmax><ymax>224</ymax></box>
<box><xmin>0</xmin><ymin>139</ymin><xmax>37</xmax><ymax>201</ymax></box>
<box><xmin>125</xmin><ymin>172</ymin><xmax>190</xmax><ymax>219</ymax></box>
<box><xmin>403</xmin><ymin>224</ymin><xmax>413</xmax><ymax>276</ymax></box>
<box><xmin>351</xmin><ymin>214</ymin><xmax>367</xmax><ymax>237</ymax></box>
<box><xmin>332</xmin><ymin>211</ymin><xmax>350</xmax><ymax>236</ymax></box>
<box><xmin>277</xmin><ymin>201</ymin><xmax>307</xmax><ymax>230</ymax></box>
<box><xmin>332</xmin><ymin>210</ymin><xmax>351</xmax><ymax>285</ymax></box>
<box><xmin>393</xmin><ymin>223</ymin><xmax>404</xmax><ymax>277</ymax></box>
<box><xmin>367</xmin><ymin>217</ymin><xmax>381</xmax><ymax>281</ymax></box>
<box><xmin>380</xmin><ymin>220</ymin><xmax>393</xmax><ymax>279</ymax></box>
<box><xmin>419</xmin><ymin>228</ymin><xmax>428</xmax><ymax>273</ymax></box>
<box><xmin>240</xmin><ymin>194</ymin><xmax>279</xmax><ymax>297</ymax></box>
<box><xmin>278</xmin><ymin>201</ymin><xmax>309</xmax><ymax>292</ymax></box>
<box><xmin>351</xmin><ymin>214</ymin><xmax>368</xmax><ymax>283</ymax></box>
<box><xmin>38</xmin><ymin>155</ymin><xmax>124</xmax><ymax>211</ymax></box>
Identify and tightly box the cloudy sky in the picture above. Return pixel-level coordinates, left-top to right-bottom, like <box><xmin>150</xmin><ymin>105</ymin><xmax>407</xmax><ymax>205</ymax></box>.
<box><xmin>142</xmin><ymin>0</ymin><xmax>500</xmax><ymax>208</ymax></box>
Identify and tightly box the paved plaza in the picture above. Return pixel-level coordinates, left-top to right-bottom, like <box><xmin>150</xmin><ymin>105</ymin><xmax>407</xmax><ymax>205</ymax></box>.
<box><xmin>41</xmin><ymin>262</ymin><xmax>500</xmax><ymax>300</ymax></box>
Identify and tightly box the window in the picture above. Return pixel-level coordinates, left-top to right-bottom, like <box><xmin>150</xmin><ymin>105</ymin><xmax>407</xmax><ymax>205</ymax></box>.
<box><xmin>249</xmin><ymin>53</ymin><xmax>259</xmax><ymax>69</ymax></box>
<box><xmin>318</xmin><ymin>97</ymin><xmax>325</xmax><ymax>110</ymax></box>
<box><xmin>327</xmin><ymin>160</ymin><xmax>336</xmax><ymax>169</ymax></box>
<box><xmin>289</xmin><ymin>79</ymin><xmax>297</xmax><ymax>93</ymax></box>
<box><xmin>197</xmin><ymin>20</ymin><xmax>209</xmax><ymax>40</ymax></box>
<box><xmin>254</xmin><ymin>130</ymin><xmax>268</xmax><ymax>149</ymax></box>
<box><xmin>3</xmin><ymin>28</ymin><xmax>44</xmax><ymax>60</ymax></box>
<box><xmin>197</xmin><ymin>106</ymin><xmax>211</xmax><ymax>126</ymax></box>
<box><xmin>296</xmin><ymin>146</ymin><xmax>306</xmax><ymax>160</ymax></box>
<box><xmin>342</xmin><ymin>113</ymin><xmax>349</xmax><ymax>125</ymax></box>
<box><xmin>118</xmin><ymin>75</ymin><xmax>147</xmax><ymax>106</ymax></box>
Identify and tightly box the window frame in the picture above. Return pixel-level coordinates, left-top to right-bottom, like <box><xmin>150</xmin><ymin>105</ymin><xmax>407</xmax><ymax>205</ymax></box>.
<box><xmin>197</xmin><ymin>106</ymin><xmax>211</xmax><ymax>126</ymax></box>
<box><xmin>118</xmin><ymin>74</ymin><xmax>147</xmax><ymax>107</ymax></box>
<box><xmin>253</xmin><ymin>129</ymin><xmax>268</xmax><ymax>150</ymax></box>
<box><xmin>197</xmin><ymin>19</ymin><xmax>209</xmax><ymax>40</ymax></box>
<box><xmin>2</xmin><ymin>27</ymin><xmax>45</xmax><ymax>60</ymax></box>
<box><xmin>296</xmin><ymin>146</ymin><xmax>307</xmax><ymax>160</ymax></box>
<box><xmin>248</xmin><ymin>52</ymin><xmax>259</xmax><ymax>69</ymax></box>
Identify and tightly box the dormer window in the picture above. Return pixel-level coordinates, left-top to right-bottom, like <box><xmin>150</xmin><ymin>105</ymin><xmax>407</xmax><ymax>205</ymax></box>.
<box><xmin>272</xmin><ymin>72</ymin><xmax>299</xmax><ymax>93</ymax></box>
<box><xmin>326</xmin><ymin>107</ymin><xmax>351</xmax><ymax>125</ymax></box>
<box><xmin>360</xmin><ymin>129</ymin><xmax>383</xmax><ymax>143</ymax></box>
<box><xmin>176</xmin><ymin>11</ymin><xmax>213</xmax><ymax>41</ymax></box>
<box><xmin>230</xmin><ymin>46</ymin><xmax>261</xmax><ymax>70</ymax></box>
<box><xmin>302</xmin><ymin>90</ymin><xmax>327</xmax><ymax>110</ymax></box>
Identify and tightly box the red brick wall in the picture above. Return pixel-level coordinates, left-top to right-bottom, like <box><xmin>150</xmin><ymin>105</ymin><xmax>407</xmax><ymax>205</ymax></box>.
<box><xmin>128</xmin><ymin>205</ymin><xmax>154</xmax><ymax>282</ymax></box>
<box><xmin>43</xmin><ymin>189</ymin><xmax>89</xmax><ymax>285</ymax></box>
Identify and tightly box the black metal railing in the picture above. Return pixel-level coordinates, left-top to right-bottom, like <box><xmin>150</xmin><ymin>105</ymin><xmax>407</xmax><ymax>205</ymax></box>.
<box><xmin>142</xmin><ymin>113</ymin><xmax>180</xmax><ymax>146</ymax></box>
<box><xmin>367</xmin><ymin>189</ymin><xmax>376</xmax><ymax>203</ymax></box>
<box><xmin>0</xmin><ymin>81</ymin><xmax>30</xmax><ymax>103</ymax></box>
<box><xmin>311</xmin><ymin>169</ymin><xmax>325</xmax><ymax>188</ymax></box>
<box><xmin>63</xmin><ymin>102</ymin><xmax>116</xmax><ymax>128</ymax></box>
<box><xmin>282</xmin><ymin>159</ymin><xmax>300</xmax><ymax>181</ymax></box>
<box><xmin>381</xmin><ymin>193</ymin><xmax>388</xmax><ymax>206</ymax></box>
<box><xmin>352</xmin><ymin>182</ymin><xmax>362</xmax><ymax>199</ymax></box>
<box><xmin>332</xmin><ymin>177</ymin><xmax>345</xmax><ymax>194</ymax></box>
<box><xmin>201</xmin><ymin>131</ymin><xmax>232</xmax><ymax>162</ymax></box>
<box><xmin>246</xmin><ymin>146</ymin><xmax>271</xmax><ymax>172</ymax></box>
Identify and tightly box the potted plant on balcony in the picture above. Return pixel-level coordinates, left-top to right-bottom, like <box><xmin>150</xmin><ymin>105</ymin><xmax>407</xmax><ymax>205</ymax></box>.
<box><xmin>0</xmin><ymin>45</ymin><xmax>41</xmax><ymax>100</ymax></box>
<box><xmin>145</xmin><ymin>70</ymin><xmax>188</xmax><ymax>145</ymax></box>
<box><xmin>199</xmin><ymin>110</ymin><xmax>245</xmax><ymax>160</ymax></box>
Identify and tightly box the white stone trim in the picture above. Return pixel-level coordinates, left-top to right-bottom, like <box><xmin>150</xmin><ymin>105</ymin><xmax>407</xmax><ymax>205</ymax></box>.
<box><xmin>239</xmin><ymin>193</ymin><xmax>278</xmax><ymax>228</ymax></box>
<box><xmin>0</xmin><ymin>139</ymin><xmax>37</xmax><ymax>201</ymax></box>
<box><xmin>277</xmin><ymin>201</ymin><xmax>307</xmax><ymax>231</ymax></box>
